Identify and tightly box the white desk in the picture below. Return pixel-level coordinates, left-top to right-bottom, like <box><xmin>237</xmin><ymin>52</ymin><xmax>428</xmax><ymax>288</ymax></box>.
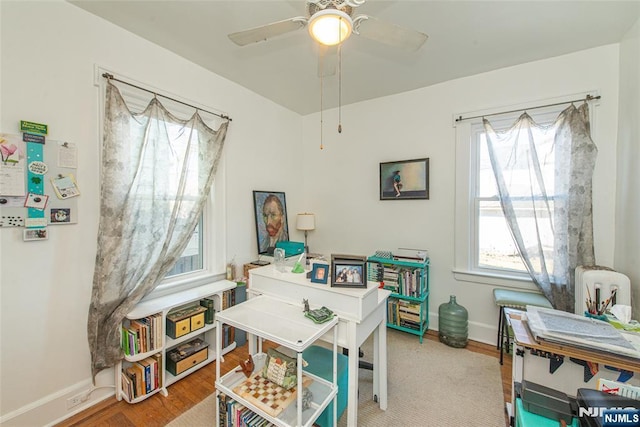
<box><xmin>249</xmin><ymin>265</ymin><xmax>391</xmax><ymax>427</ymax></box>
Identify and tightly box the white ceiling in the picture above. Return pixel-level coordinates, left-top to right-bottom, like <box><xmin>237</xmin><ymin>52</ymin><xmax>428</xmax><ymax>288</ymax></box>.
<box><xmin>69</xmin><ymin>0</ymin><xmax>640</xmax><ymax>115</ymax></box>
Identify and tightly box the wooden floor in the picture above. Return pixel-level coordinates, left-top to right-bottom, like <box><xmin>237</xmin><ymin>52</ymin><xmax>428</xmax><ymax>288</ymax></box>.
<box><xmin>56</xmin><ymin>331</ymin><xmax>513</xmax><ymax>427</ymax></box>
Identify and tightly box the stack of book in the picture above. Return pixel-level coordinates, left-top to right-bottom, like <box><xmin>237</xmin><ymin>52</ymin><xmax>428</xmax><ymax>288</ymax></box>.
<box><xmin>368</xmin><ymin>263</ymin><xmax>423</xmax><ymax>297</ymax></box>
<box><xmin>221</xmin><ymin>288</ymin><xmax>236</xmax><ymax>310</ymax></box>
<box><xmin>219</xmin><ymin>394</ymin><xmax>276</xmax><ymax>427</ymax></box>
<box><xmin>388</xmin><ymin>299</ymin><xmax>423</xmax><ymax>330</ymax></box>
<box><xmin>121</xmin><ymin>354</ymin><xmax>162</xmax><ymax>400</ymax></box>
<box><xmin>121</xmin><ymin>313</ymin><xmax>163</xmax><ymax>356</ymax></box>
<box><xmin>398</xmin><ymin>268</ymin><xmax>423</xmax><ymax>297</ymax></box>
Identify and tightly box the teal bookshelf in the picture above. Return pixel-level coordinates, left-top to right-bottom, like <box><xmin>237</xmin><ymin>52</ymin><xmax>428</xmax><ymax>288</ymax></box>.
<box><xmin>367</xmin><ymin>255</ymin><xmax>430</xmax><ymax>343</ymax></box>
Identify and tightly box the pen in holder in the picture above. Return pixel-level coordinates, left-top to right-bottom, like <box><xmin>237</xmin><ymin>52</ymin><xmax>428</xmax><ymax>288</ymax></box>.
<box><xmin>291</xmin><ymin>253</ymin><xmax>305</xmax><ymax>274</ymax></box>
<box><xmin>584</xmin><ymin>311</ymin><xmax>608</xmax><ymax>322</ymax></box>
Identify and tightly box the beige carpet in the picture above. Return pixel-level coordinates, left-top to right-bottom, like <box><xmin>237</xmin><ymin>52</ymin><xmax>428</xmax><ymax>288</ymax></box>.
<box><xmin>167</xmin><ymin>330</ymin><xmax>506</xmax><ymax>426</ymax></box>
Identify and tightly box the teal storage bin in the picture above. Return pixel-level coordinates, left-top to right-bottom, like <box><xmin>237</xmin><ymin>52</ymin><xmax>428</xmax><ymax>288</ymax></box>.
<box><xmin>516</xmin><ymin>398</ymin><xmax>579</xmax><ymax>427</ymax></box>
<box><xmin>302</xmin><ymin>345</ymin><xmax>348</xmax><ymax>427</ymax></box>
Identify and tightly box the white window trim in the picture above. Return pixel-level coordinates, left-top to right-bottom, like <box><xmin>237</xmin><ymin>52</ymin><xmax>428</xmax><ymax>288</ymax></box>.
<box><xmin>452</xmin><ymin>91</ymin><xmax>598</xmax><ymax>289</ymax></box>
<box><xmin>94</xmin><ymin>65</ymin><xmax>227</xmax><ymax>299</ymax></box>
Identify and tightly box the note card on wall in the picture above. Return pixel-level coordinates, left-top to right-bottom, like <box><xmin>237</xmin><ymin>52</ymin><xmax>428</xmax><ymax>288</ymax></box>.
<box><xmin>51</xmin><ymin>174</ymin><xmax>80</xmax><ymax>199</ymax></box>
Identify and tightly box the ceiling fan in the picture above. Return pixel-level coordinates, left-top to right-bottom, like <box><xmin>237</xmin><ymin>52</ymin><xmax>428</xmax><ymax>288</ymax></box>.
<box><xmin>228</xmin><ymin>0</ymin><xmax>428</xmax><ymax>52</ymax></box>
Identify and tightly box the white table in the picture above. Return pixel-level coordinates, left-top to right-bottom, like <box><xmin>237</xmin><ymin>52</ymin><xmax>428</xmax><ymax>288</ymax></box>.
<box><xmin>249</xmin><ymin>265</ymin><xmax>391</xmax><ymax>427</ymax></box>
<box><xmin>215</xmin><ymin>295</ymin><xmax>339</xmax><ymax>427</ymax></box>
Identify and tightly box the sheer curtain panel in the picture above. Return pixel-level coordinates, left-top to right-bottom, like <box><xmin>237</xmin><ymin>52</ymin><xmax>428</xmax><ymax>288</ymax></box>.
<box><xmin>88</xmin><ymin>81</ymin><xmax>228</xmax><ymax>378</ymax></box>
<box><xmin>483</xmin><ymin>103</ymin><xmax>596</xmax><ymax>312</ymax></box>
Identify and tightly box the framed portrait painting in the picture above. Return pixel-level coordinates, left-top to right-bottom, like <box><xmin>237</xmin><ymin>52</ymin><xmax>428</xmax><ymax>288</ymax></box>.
<box><xmin>380</xmin><ymin>158</ymin><xmax>429</xmax><ymax>200</ymax></box>
<box><xmin>253</xmin><ymin>190</ymin><xmax>289</xmax><ymax>255</ymax></box>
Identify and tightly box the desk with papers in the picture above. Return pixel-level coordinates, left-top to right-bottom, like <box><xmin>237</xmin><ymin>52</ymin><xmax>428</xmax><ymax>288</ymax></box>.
<box><xmin>506</xmin><ymin>308</ymin><xmax>640</xmax><ymax>421</ymax></box>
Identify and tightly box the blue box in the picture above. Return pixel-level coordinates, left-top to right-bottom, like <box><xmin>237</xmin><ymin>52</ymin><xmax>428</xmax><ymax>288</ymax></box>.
<box><xmin>516</xmin><ymin>398</ymin><xmax>579</xmax><ymax>427</ymax></box>
<box><xmin>275</xmin><ymin>241</ymin><xmax>304</xmax><ymax>257</ymax></box>
<box><xmin>302</xmin><ymin>345</ymin><xmax>348</xmax><ymax>427</ymax></box>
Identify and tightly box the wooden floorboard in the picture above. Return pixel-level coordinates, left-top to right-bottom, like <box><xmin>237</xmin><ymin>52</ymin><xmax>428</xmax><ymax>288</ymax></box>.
<box><xmin>56</xmin><ymin>331</ymin><xmax>512</xmax><ymax>427</ymax></box>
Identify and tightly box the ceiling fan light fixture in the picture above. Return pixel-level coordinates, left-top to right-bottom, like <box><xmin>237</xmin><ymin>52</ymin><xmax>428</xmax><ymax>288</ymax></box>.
<box><xmin>308</xmin><ymin>9</ymin><xmax>353</xmax><ymax>46</ymax></box>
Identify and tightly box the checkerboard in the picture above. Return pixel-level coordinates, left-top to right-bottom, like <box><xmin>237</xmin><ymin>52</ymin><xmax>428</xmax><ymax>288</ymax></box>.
<box><xmin>233</xmin><ymin>372</ymin><xmax>312</xmax><ymax>417</ymax></box>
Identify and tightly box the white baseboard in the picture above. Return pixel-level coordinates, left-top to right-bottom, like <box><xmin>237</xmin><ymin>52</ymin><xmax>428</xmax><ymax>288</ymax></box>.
<box><xmin>0</xmin><ymin>374</ymin><xmax>114</xmax><ymax>427</ymax></box>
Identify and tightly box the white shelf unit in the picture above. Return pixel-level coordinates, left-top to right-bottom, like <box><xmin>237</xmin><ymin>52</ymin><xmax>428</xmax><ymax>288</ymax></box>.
<box><xmin>116</xmin><ymin>280</ymin><xmax>237</xmax><ymax>403</ymax></box>
<box><xmin>215</xmin><ymin>295</ymin><xmax>339</xmax><ymax>427</ymax></box>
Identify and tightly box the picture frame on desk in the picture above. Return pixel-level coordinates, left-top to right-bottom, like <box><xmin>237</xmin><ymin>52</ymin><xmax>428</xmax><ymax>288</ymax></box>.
<box><xmin>331</xmin><ymin>254</ymin><xmax>367</xmax><ymax>288</ymax></box>
<box><xmin>310</xmin><ymin>263</ymin><xmax>329</xmax><ymax>284</ymax></box>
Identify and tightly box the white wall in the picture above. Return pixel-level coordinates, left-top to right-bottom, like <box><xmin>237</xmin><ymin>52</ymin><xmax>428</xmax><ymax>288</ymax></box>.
<box><xmin>302</xmin><ymin>44</ymin><xmax>622</xmax><ymax>344</ymax></box>
<box><xmin>615</xmin><ymin>18</ymin><xmax>640</xmax><ymax>316</ymax></box>
<box><xmin>1</xmin><ymin>2</ymin><xmax>634</xmax><ymax>426</ymax></box>
<box><xmin>0</xmin><ymin>2</ymin><xmax>303</xmax><ymax>425</ymax></box>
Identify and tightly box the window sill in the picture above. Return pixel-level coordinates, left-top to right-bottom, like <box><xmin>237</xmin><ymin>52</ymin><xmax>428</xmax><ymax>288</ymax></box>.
<box><xmin>145</xmin><ymin>271</ymin><xmax>225</xmax><ymax>300</ymax></box>
<box><xmin>452</xmin><ymin>269</ymin><xmax>538</xmax><ymax>291</ymax></box>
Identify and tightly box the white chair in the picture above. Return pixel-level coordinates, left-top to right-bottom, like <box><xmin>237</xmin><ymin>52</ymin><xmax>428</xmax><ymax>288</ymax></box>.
<box><xmin>575</xmin><ymin>266</ymin><xmax>631</xmax><ymax>315</ymax></box>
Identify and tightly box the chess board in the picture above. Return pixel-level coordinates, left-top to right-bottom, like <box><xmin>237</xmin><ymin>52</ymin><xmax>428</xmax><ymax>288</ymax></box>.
<box><xmin>232</xmin><ymin>372</ymin><xmax>313</xmax><ymax>417</ymax></box>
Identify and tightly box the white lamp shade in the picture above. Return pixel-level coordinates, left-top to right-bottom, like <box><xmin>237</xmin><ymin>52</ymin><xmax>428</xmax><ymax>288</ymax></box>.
<box><xmin>296</xmin><ymin>213</ymin><xmax>316</xmax><ymax>231</ymax></box>
<box><xmin>308</xmin><ymin>10</ymin><xmax>353</xmax><ymax>46</ymax></box>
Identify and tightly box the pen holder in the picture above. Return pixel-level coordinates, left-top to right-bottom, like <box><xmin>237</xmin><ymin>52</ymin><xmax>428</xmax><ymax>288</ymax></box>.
<box><xmin>291</xmin><ymin>262</ymin><xmax>305</xmax><ymax>274</ymax></box>
<box><xmin>584</xmin><ymin>311</ymin><xmax>608</xmax><ymax>322</ymax></box>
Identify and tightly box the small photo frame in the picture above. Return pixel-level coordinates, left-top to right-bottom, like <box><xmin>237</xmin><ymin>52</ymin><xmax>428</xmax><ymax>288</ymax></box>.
<box><xmin>50</xmin><ymin>208</ymin><xmax>71</xmax><ymax>223</ymax></box>
<box><xmin>380</xmin><ymin>157</ymin><xmax>429</xmax><ymax>200</ymax></box>
<box><xmin>23</xmin><ymin>228</ymin><xmax>48</xmax><ymax>241</ymax></box>
<box><xmin>310</xmin><ymin>264</ymin><xmax>329</xmax><ymax>284</ymax></box>
<box><xmin>331</xmin><ymin>254</ymin><xmax>367</xmax><ymax>288</ymax></box>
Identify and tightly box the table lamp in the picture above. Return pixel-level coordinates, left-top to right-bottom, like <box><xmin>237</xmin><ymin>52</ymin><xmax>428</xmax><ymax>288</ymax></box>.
<box><xmin>296</xmin><ymin>213</ymin><xmax>315</xmax><ymax>254</ymax></box>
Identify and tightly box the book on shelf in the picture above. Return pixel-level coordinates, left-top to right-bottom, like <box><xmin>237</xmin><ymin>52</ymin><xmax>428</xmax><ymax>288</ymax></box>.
<box><xmin>221</xmin><ymin>289</ymin><xmax>236</xmax><ymax>310</ymax></box>
<box><xmin>121</xmin><ymin>326</ymin><xmax>129</xmax><ymax>355</ymax></box>
<box><xmin>137</xmin><ymin>359</ymin><xmax>152</xmax><ymax>394</ymax></box>
<box><xmin>130</xmin><ymin>320</ymin><xmax>147</xmax><ymax>353</ymax></box>
<box><xmin>151</xmin><ymin>353</ymin><xmax>162</xmax><ymax>388</ymax></box>
<box><xmin>400</xmin><ymin>318</ymin><xmax>422</xmax><ymax>330</ymax></box>
<box><xmin>219</xmin><ymin>396</ymin><xmax>276</xmax><ymax>427</ymax></box>
<box><xmin>121</xmin><ymin>371</ymin><xmax>133</xmax><ymax>400</ymax></box>
<box><xmin>200</xmin><ymin>298</ymin><xmax>215</xmax><ymax>324</ymax></box>
<box><xmin>128</xmin><ymin>363</ymin><xmax>145</xmax><ymax>398</ymax></box>
<box><xmin>222</xmin><ymin>324</ymin><xmax>235</xmax><ymax>348</ymax></box>
<box><xmin>399</xmin><ymin>311</ymin><xmax>421</xmax><ymax>323</ymax></box>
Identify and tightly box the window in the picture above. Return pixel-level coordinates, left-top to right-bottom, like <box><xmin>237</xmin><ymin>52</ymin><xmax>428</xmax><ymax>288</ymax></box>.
<box><xmin>165</xmin><ymin>205</ymin><xmax>204</xmax><ymax>278</ymax></box>
<box><xmin>454</xmin><ymin>105</ymin><xmax>566</xmax><ymax>285</ymax></box>
<box><xmin>98</xmin><ymin>73</ymin><xmax>226</xmax><ymax>291</ymax></box>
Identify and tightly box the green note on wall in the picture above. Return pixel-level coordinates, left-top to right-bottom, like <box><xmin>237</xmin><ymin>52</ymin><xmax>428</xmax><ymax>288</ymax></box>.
<box><xmin>20</xmin><ymin>120</ymin><xmax>48</xmax><ymax>135</ymax></box>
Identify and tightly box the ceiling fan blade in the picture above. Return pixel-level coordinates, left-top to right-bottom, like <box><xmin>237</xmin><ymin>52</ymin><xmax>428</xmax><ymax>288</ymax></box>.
<box><xmin>317</xmin><ymin>45</ymin><xmax>338</xmax><ymax>77</ymax></box>
<box><xmin>353</xmin><ymin>15</ymin><xmax>428</xmax><ymax>51</ymax></box>
<box><xmin>228</xmin><ymin>17</ymin><xmax>307</xmax><ymax>46</ymax></box>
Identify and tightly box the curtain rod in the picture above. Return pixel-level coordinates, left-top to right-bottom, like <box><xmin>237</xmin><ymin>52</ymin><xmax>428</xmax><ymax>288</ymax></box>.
<box><xmin>455</xmin><ymin>94</ymin><xmax>601</xmax><ymax>123</ymax></box>
<box><xmin>101</xmin><ymin>73</ymin><xmax>232</xmax><ymax>122</ymax></box>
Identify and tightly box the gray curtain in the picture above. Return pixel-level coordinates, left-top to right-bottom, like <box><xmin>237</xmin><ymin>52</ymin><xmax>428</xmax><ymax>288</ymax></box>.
<box><xmin>88</xmin><ymin>81</ymin><xmax>228</xmax><ymax>378</ymax></box>
<box><xmin>483</xmin><ymin>103</ymin><xmax>597</xmax><ymax>312</ymax></box>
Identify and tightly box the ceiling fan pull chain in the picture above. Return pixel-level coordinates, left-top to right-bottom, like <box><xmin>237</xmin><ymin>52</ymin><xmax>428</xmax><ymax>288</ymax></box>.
<box><xmin>338</xmin><ymin>22</ymin><xmax>343</xmax><ymax>134</ymax></box>
<box><xmin>320</xmin><ymin>47</ymin><xmax>324</xmax><ymax>150</ymax></box>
